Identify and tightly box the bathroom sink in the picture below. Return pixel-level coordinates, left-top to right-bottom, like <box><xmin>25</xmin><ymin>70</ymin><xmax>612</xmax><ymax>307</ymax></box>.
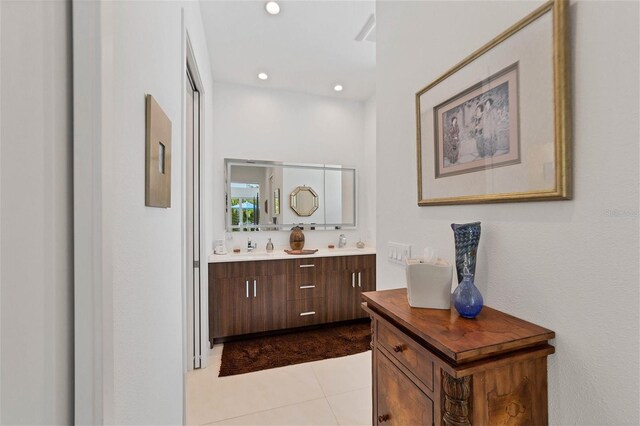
<box><xmin>230</xmin><ymin>252</ymin><xmax>276</xmax><ymax>261</ymax></box>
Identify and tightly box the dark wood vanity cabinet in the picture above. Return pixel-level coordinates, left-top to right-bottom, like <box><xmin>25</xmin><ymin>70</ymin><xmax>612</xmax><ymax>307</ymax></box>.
<box><xmin>209</xmin><ymin>254</ymin><xmax>376</xmax><ymax>341</ymax></box>
<box><xmin>362</xmin><ymin>289</ymin><xmax>555</xmax><ymax>426</ymax></box>
<box><xmin>210</xmin><ymin>260</ymin><xmax>287</xmax><ymax>338</ymax></box>
<box><xmin>326</xmin><ymin>255</ymin><xmax>376</xmax><ymax>322</ymax></box>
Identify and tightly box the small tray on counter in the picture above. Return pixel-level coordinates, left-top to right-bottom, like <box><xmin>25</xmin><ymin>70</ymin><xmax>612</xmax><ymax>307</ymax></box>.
<box><xmin>284</xmin><ymin>249</ymin><xmax>319</xmax><ymax>255</ymax></box>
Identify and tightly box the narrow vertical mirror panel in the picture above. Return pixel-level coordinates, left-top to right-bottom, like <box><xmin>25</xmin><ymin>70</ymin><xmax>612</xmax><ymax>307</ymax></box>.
<box><xmin>158</xmin><ymin>142</ymin><xmax>165</xmax><ymax>174</ymax></box>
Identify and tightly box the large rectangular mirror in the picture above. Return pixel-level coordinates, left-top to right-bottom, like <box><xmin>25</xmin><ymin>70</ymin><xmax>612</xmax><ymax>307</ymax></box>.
<box><xmin>225</xmin><ymin>159</ymin><xmax>356</xmax><ymax>231</ymax></box>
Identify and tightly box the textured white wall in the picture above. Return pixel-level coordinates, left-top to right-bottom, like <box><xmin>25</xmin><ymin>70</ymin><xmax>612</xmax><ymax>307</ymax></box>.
<box><xmin>362</xmin><ymin>96</ymin><xmax>377</xmax><ymax>246</ymax></box>
<box><xmin>73</xmin><ymin>1</ymin><xmax>214</xmax><ymax>423</ymax></box>
<box><xmin>208</xmin><ymin>82</ymin><xmax>376</xmax><ymax>252</ymax></box>
<box><xmin>376</xmin><ymin>1</ymin><xmax>639</xmax><ymax>424</ymax></box>
<box><xmin>109</xmin><ymin>2</ymin><xmax>214</xmax><ymax>423</ymax></box>
<box><xmin>0</xmin><ymin>0</ymin><xmax>73</xmax><ymax>423</ymax></box>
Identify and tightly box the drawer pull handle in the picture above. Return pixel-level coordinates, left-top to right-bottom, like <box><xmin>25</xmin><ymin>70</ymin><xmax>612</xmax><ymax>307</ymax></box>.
<box><xmin>378</xmin><ymin>414</ymin><xmax>390</xmax><ymax>423</ymax></box>
<box><xmin>245</xmin><ymin>280</ymin><xmax>249</xmax><ymax>298</ymax></box>
<box><xmin>358</xmin><ymin>271</ymin><xmax>362</xmax><ymax>287</ymax></box>
<box><xmin>352</xmin><ymin>272</ymin><xmax>355</xmax><ymax>288</ymax></box>
<box><xmin>300</xmin><ymin>311</ymin><xmax>316</xmax><ymax>316</ymax></box>
<box><xmin>392</xmin><ymin>344</ymin><xmax>404</xmax><ymax>353</ymax></box>
<box><xmin>299</xmin><ymin>285</ymin><xmax>315</xmax><ymax>289</ymax></box>
<box><xmin>299</xmin><ymin>264</ymin><xmax>315</xmax><ymax>268</ymax></box>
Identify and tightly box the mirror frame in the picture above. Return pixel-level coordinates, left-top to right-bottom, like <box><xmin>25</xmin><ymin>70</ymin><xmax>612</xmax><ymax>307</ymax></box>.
<box><xmin>225</xmin><ymin>158</ymin><xmax>357</xmax><ymax>231</ymax></box>
<box><xmin>290</xmin><ymin>185</ymin><xmax>319</xmax><ymax>217</ymax></box>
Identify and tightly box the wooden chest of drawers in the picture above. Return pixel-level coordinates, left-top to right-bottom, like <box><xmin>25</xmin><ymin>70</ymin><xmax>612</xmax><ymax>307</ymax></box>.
<box><xmin>362</xmin><ymin>289</ymin><xmax>555</xmax><ymax>426</ymax></box>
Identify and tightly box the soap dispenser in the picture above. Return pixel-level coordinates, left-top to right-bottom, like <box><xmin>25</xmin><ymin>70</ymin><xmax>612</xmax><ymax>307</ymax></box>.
<box><xmin>266</xmin><ymin>238</ymin><xmax>274</xmax><ymax>253</ymax></box>
<box><xmin>338</xmin><ymin>234</ymin><xmax>347</xmax><ymax>248</ymax></box>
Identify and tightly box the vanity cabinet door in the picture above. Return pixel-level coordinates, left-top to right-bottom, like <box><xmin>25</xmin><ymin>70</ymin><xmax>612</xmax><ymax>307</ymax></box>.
<box><xmin>212</xmin><ymin>277</ymin><xmax>254</xmax><ymax>338</ymax></box>
<box><xmin>326</xmin><ymin>268</ymin><xmax>359</xmax><ymax>322</ymax></box>
<box><xmin>251</xmin><ymin>274</ymin><xmax>287</xmax><ymax>333</ymax></box>
<box><xmin>354</xmin><ymin>256</ymin><xmax>376</xmax><ymax>319</ymax></box>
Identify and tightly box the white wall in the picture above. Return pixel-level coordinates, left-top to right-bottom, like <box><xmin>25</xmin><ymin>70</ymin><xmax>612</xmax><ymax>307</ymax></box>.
<box><xmin>362</xmin><ymin>95</ymin><xmax>377</xmax><ymax>246</ymax></box>
<box><xmin>0</xmin><ymin>0</ymin><xmax>73</xmax><ymax>423</ymax></box>
<box><xmin>209</xmin><ymin>82</ymin><xmax>376</xmax><ymax>252</ymax></box>
<box><xmin>73</xmin><ymin>1</ymin><xmax>214</xmax><ymax>423</ymax></box>
<box><xmin>376</xmin><ymin>1</ymin><xmax>639</xmax><ymax>424</ymax></box>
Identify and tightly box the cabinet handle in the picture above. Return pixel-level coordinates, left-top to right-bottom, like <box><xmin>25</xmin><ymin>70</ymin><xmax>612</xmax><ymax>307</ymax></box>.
<box><xmin>253</xmin><ymin>279</ymin><xmax>257</xmax><ymax>298</ymax></box>
<box><xmin>300</xmin><ymin>311</ymin><xmax>316</xmax><ymax>316</ymax></box>
<box><xmin>245</xmin><ymin>280</ymin><xmax>249</xmax><ymax>298</ymax></box>
<box><xmin>351</xmin><ymin>272</ymin><xmax>355</xmax><ymax>288</ymax></box>
<box><xmin>378</xmin><ymin>414</ymin><xmax>390</xmax><ymax>423</ymax></box>
<box><xmin>358</xmin><ymin>272</ymin><xmax>362</xmax><ymax>288</ymax></box>
<box><xmin>299</xmin><ymin>264</ymin><xmax>315</xmax><ymax>268</ymax></box>
<box><xmin>299</xmin><ymin>285</ymin><xmax>315</xmax><ymax>289</ymax></box>
<box><xmin>392</xmin><ymin>344</ymin><xmax>404</xmax><ymax>353</ymax></box>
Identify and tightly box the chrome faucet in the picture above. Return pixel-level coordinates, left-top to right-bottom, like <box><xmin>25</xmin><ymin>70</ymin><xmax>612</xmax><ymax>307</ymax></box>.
<box><xmin>338</xmin><ymin>234</ymin><xmax>347</xmax><ymax>248</ymax></box>
<box><xmin>247</xmin><ymin>238</ymin><xmax>257</xmax><ymax>252</ymax></box>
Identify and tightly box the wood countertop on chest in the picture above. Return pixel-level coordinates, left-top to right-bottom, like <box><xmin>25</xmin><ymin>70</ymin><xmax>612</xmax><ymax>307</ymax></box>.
<box><xmin>362</xmin><ymin>288</ymin><xmax>555</xmax><ymax>364</ymax></box>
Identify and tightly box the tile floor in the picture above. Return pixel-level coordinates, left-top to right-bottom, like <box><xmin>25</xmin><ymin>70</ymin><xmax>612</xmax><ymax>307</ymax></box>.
<box><xmin>186</xmin><ymin>344</ymin><xmax>373</xmax><ymax>426</ymax></box>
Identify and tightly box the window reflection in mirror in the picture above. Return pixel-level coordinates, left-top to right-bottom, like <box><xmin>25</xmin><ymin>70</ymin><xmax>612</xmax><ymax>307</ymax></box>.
<box><xmin>230</xmin><ymin>183</ymin><xmax>259</xmax><ymax>230</ymax></box>
<box><xmin>225</xmin><ymin>159</ymin><xmax>356</xmax><ymax>231</ymax></box>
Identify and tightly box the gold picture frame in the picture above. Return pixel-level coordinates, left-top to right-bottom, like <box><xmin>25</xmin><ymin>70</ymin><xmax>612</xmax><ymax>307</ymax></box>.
<box><xmin>145</xmin><ymin>95</ymin><xmax>172</xmax><ymax>208</ymax></box>
<box><xmin>416</xmin><ymin>0</ymin><xmax>571</xmax><ymax>205</ymax></box>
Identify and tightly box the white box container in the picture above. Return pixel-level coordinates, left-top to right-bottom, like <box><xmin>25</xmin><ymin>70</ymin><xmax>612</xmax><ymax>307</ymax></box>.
<box><xmin>405</xmin><ymin>258</ymin><xmax>453</xmax><ymax>309</ymax></box>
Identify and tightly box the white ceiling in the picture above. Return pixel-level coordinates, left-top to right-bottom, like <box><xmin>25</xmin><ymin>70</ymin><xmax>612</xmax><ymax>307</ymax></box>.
<box><xmin>199</xmin><ymin>0</ymin><xmax>376</xmax><ymax>101</ymax></box>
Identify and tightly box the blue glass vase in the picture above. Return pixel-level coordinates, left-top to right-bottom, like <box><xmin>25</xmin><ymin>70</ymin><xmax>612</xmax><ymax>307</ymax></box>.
<box><xmin>452</xmin><ymin>262</ymin><xmax>483</xmax><ymax>319</ymax></box>
<box><xmin>451</xmin><ymin>222</ymin><xmax>481</xmax><ymax>284</ymax></box>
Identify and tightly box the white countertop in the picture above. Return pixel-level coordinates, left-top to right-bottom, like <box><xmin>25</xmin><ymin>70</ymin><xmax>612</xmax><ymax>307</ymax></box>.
<box><xmin>208</xmin><ymin>247</ymin><xmax>376</xmax><ymax>263</ymax></box>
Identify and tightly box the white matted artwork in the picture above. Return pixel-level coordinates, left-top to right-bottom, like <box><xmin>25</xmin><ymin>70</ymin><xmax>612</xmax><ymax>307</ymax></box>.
<box><xmin>434</xmin><ymin>62</ymin><xmax>520</xmax><ymax>179</ymax></box>
<box><xmin>416</xmin><ymin>0</ymin><xmax>571</xmax><ymax>205</ymax></box>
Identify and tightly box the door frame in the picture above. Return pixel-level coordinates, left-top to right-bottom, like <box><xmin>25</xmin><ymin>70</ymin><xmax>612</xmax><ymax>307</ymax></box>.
<box><xmin>182</xmin><ymin>30</ymin><xmax>209</xmax><ymax>373</ymax></box>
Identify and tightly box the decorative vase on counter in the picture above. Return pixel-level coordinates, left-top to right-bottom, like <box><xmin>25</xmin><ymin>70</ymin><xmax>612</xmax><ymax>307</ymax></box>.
<box><xmin>451</xmin><ymin>221</ymin><xmax>481</xmax><ymax>284</ymax></box>
<box><xmin>452</xmin><ymin>259</ymin><xmax>483</xmax><ymax>319</ymax></box>
<box><xmin>289</xmin><ymin>226</ymin><xmax>305</xmax><ymax>250</ymax></box>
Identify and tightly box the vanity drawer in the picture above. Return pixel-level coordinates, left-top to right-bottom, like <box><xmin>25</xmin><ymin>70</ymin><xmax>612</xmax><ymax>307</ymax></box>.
<box><xmin>287</xmin><ymin>298</ymin><xmax>326</xmax><ymax>327</ymax></box>
<box><xmin>211</xmin><ymin>260</ymin><xmax>286</xmax><ymax>279</ymax></box>
<box><xmin>287</xmin><ymin>274</ymin><xmax>324</xmax><ymax>300</ymax></box>
<box><xmin>287</xmin><ymin>258</ymin><xmax>323</xmax><ymax>276</ymax></box>
<box><xmin>378</xmin><ymin>322</ymin><xmax>434</xmax><ymax>391</ymax></box>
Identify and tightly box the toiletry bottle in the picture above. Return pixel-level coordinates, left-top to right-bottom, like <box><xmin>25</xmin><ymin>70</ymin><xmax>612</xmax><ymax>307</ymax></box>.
<box><xmin>266</xmin><ymin>238</ymin><xmax>274</xmax><ymax>253</ymax></box>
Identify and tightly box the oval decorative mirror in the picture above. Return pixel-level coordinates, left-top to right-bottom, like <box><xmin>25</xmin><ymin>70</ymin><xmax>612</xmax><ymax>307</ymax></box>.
<box><xmin>290</xmin><ymin>186</ymin><xmax>319</xmax><ymax>217</ymax></box>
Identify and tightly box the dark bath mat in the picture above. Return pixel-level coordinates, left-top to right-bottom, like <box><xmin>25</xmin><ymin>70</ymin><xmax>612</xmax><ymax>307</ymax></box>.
<box><xmin>219</xmin><ymin>321</ymin><xmax>371</xmax><ymax>377</ymax></box>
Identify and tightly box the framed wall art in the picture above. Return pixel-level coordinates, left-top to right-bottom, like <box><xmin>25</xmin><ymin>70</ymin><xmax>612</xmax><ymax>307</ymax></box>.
<box><xmin>145</xmin><ymin>94</ymin><xmax>172</xmax><ymax>207</ymax></box>
<box><xmin>273</xmin><ymin>188</ymin><xmax>281</xmax><ymax>215</ymax></box>
<box><xmin>416</xmin><ymin>0</ymin><xmax>571</xmax><ymax>205</ymax></box>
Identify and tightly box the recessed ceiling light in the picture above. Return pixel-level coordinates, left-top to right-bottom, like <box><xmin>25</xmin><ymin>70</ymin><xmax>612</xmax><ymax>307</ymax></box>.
<box><xmin>265</xmin><ymin>1</ymin><xmax>280</xmax><ymax>15</ymax></box>
<box><xmin>333</xmin><ymin>84</ymin><xmax>344</xmax><ymax>92</ymax></box>
<box><xmin>258</xmin><ymin>72</ymin><xmax>269</xmax><ymax>80</ymax></box>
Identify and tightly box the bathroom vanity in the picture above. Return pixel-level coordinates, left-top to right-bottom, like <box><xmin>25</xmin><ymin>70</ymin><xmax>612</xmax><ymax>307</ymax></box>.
<box><xmin>362</xmin><ymin>289</ymin><xmax>555</xmax><ymax>426</ymax></box>
<box><xmin>208</xmin><ymin>249</ymin><xmax>376</xmax><ymax>343</ymax></box>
